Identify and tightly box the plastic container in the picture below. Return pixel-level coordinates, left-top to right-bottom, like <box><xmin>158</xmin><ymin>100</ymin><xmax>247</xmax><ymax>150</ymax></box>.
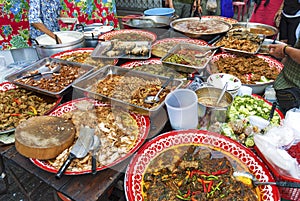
<box><xmin>144</xmin><ymin>8</ymin><xmax>175</xmax><ymax>17</ymax></box>
<box><xmin>165</xmin><ymin>89</ymin><xmax>198</xmax><ymax>130</ymax></box>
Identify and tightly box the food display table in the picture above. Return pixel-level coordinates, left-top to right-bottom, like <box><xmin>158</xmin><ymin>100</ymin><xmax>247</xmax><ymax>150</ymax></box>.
<box><xmin>0</xmin><ymin>25</ymin><xmax>292</xmax><ymax>201</ymax></box>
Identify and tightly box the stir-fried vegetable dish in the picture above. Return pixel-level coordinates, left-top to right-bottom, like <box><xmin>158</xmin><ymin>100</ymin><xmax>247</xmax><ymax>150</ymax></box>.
<box><xmin>0</xmin><ymin>87</ymin><xmax>58</xmax><ymax>132</ymax></box>
<box><xmin>142</xmin><ymin>145</ymin><xmax>258</xmax><ymax>200</ymax></box>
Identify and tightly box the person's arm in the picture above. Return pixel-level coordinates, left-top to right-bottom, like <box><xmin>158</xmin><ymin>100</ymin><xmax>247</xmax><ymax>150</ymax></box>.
<box><xmin>197</xmin><ymin>0</ymin><xmax>202</xmax><ymax>14</ymax></box>
<box><xmin>168</xmin><ymin>0</ymin><xmax>174</xmax><ymax>8</ymax></box>
<box><xmin>269</xmin><ymin>43</ymin><xmax>300</xmax><ymax>64</ymax></box>
<box><xmin>28</xmin><ymin>0</ymin><xmax>62</xmax><ymax>43</ymax></box>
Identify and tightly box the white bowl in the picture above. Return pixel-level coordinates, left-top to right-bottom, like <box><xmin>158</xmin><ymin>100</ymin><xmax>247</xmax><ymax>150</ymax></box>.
<box><xmin>207</xmin><ymin>73</ymin><xmax>241</xmax><ymax>96</ymax></box>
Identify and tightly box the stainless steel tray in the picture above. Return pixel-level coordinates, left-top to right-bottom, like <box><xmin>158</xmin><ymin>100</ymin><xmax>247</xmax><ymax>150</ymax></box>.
<box><xmin>5</xmin><ymin>57</ymin><xmax>95</xmax><ymax>97</ymax></box>
<box><xmin>91</xmin><ymin>40</ymin><xmax>151</xmax><ymax>59</ymax></box>
<box><xmin>161</xmin><ymin>43</ymin><xmax>216</xmax><ymax>74</ymax></box>
<box><xmin>214</xmin><ymin>29</ymin><xmax>265</xmax><ymax>55</ymax></box>
<box><xmin>72</xmin><ymin>65</ymin><xmax>183</xmax><ymax>115</ymax></box>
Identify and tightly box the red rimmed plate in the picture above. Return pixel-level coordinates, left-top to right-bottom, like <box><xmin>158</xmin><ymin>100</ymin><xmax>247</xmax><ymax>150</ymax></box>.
<box><xmin>151</xmin><ymin>37</ymin><xmax>208</xmax><ymax>58</ymax></box>
<box><xmin>0</xmin><ymin>82</ymin><xmax>61</xmax><ymax>135</ymax></box>
<box><xmin>30</xmin><ymin>98</ymin><xmax>150</xmax><ymax>175</ymax></box>
<box><xmin>50</xmin><ymin>47</ymin><xmax>118</xmax><ymax>69</ymax></box>
<box><xmin>125</xmin><ymin>130</ymin><xmax>280</xmax><ymax>201</ymax></box>
<box><xmin>202</xmin><ymin>15</ymin><xmax>238</xmax><ymax>25</ymax></box>
<box><xmin>98</xmin><ymin>29</ymin><xmax>157</xmax><ymax>42</ymax></box>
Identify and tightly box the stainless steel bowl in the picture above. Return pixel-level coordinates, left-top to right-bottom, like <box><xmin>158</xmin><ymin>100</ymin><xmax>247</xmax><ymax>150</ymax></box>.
<box><xmin>232</xmin><ymin>22</ymin><xmax>278</xmax><ymax>38</ymax></box>
<box><xmin>170</xmin><ymin>17</ymin><xmax>232</xmax><ymax>39</ymax></box>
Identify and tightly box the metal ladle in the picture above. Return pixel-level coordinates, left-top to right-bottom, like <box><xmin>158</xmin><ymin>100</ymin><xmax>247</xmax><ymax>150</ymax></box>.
<box><xmin>216</xmin><ymin>82</ymin><xmax>228</xmax><ymax>106</ymax></box>
<box><xmin>233</xmin><ymin>171</ymin><xmax>300</xmax><ymax>188</ymax></box>
<box><xmin>144</xmin><ymin>75</ymin><xmax>174</xmax><ymax>104</ymax></box>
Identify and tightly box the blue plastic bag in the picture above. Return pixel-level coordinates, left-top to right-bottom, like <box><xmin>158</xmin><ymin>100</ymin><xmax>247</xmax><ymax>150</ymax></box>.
<box><xmin>221</xmin><ymin>0</ymin><xmax>234</xmax><ymax>18</ymax></box>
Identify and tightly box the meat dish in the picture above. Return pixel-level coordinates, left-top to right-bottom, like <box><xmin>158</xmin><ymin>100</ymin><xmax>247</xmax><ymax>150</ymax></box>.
<box><xmin>142</xmin><ymin>145</ymin><xmax>258</xmax><ymax>200</ymax></box>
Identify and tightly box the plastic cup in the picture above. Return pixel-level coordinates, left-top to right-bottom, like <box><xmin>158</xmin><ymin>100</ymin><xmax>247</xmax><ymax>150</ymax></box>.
<box><xmin>165</xmin><ymin>89</ymin><xmax>198</xmax><ymax>130</ymax></box>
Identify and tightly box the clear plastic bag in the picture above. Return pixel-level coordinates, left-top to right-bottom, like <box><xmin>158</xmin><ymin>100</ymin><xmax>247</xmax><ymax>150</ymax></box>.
<box><xmin>206</xmin><ymin>0</ymin><xmax>218</xmax><ymax>12</ymax></box>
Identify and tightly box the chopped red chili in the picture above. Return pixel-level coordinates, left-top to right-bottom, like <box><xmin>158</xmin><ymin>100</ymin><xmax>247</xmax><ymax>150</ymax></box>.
<box><xmin>211</xmin><ymin>169</ymin><xmax>229</xmax><ymax>176</ymax></box>
<box><xmin>10</xmin><ymin>113</ymin><xmax>21</xmax><ymax>116</ymax></box>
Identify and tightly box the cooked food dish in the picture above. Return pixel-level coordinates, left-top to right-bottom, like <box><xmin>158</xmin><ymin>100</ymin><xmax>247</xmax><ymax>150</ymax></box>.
<box><xmin>213</xmin><ymin>55</ymin><xmax>280</xmax><ymax>84</ymax></box>
<box><xmin>99</xmin><ymin>30</ymin><xmax>156</xmax><ymax>42</ymax></box>
<box><xmin>172</xmin><ymin>19</ymin><xmax>230</xmax><ymax>35</ymax></box>
<box><xmin>91</xmin><ymin>74</ymin><xmax>171</xmax><ymax>109</ymax></box>
<box><xmin>102</xmin><ymin>40</ymin><xmax>149</xmax><ymax>57</ymax></box>
<box><xmin>15</xmin><ymin>61</ymin><xmax>86</xmax><ymax>92</ymax></box>
<box><xmin>164</xmin><ymin>49</ymin><xmax>211</xmax><ymax>67</ymax></box>
<box><xmin>52</xmin><ymin>49</ymin><xmax>116</xmax><ymax>69</ymax></box>
<box><xmin>48</xmin><ymin>100</ymin><xmax>140</xmax><ymax>172</ymax></box>
<box><xmin>198</xmin><ymin>97</ymin><xmax>229</xmax><ymax>107</ymax></box>
<box><xmin>215</xmin><ymin>29</ymin><xmax>263</xmax><ymax>53</ymax></box>
<box><xmin>133</xmin><ymin>64</ymin><xmax>186</xmax><ymax>79</ymax></box>
<box><xmin>142</xmin><ymin>144</ymin><xmax>258</xmax><ymax>200</ymax></box>
<box><xmin>0</xmin><ymin>85</ymin><xmax>58</xmax><ymax>133</ymax></box>
<box><xmin>151</xmin><ymin>38</ymin><xmax>207</xmax><ymax>58</ymax></box>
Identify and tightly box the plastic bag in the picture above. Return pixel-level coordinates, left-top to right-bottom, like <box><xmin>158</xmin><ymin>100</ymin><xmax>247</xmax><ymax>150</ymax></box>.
<box><xmin>284</xmin><ymin>108</ymin><xmax>300</xmax><ymax>143</ymax></box>
<box><xmin>254</xmin><ymin>133</ymin><xmax>300</xmax><ymax>179</ymax></box>
<box><xmin>206</xmin><ymin>0</ymin><xmax>217</xmax><ymax>13</ymax></box>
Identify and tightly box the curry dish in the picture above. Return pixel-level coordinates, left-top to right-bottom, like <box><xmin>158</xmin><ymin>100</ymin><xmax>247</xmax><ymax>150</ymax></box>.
<box><xmin>142</xmin><ymin>145</ymin><xmax>258</xmax><ymax>201</ymax></box>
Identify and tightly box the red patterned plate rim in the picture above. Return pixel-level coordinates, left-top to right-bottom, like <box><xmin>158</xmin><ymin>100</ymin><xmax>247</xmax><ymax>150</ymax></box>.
<box><xmin>120</xmin><ymin>58</ymin><xmax>162</xmax><ymax>69</ymax></box>
<box><xmin>151</xmin><ymin>37</ymin><xmax>208</xmax><ymax>57</ymax></box>
<box><xmin>202</xmin><ymin>15</ymin><xmax>238</xmax><ymax>24</ymax></box>
<box><xmin>124</xmin><ymin>129</ymin><xmax>280</xmax><ymax>201</ymax></box>
<box><xmin>0</xmin><ymin>82</ymin><xmax>61</xmax><ymax>134</ymax></box>
<box><xmin>30</xmin><ymin>98</ymin><xmax>150</xmax><ymax>175</ymax></box>
<box><xmin>98</xmin><ymin>29</ymin><xmax>157</xmax><ymax>42</ymax></box>
<box><xmin>211</xmin><ymin>52</ymin><xmax>284</xmax><ymax>85</ymax></box>
<box><xmin>50</xmin><ymin>48</ymin><xmax>118</xmax><ymax>65</ymax></box>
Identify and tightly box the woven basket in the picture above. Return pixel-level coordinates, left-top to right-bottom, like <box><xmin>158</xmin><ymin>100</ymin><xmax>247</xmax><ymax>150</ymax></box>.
<box><xmin>255</xmin><ymin>144</ymin><xmax>300</xmax><ymax>201</ymax></box>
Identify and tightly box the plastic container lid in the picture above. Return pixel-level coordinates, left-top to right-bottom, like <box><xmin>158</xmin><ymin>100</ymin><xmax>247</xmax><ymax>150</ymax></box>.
<box><xmin>144</xmin><ymin>8</ymin><xmax>175</xmax><ymax>16</ymax></box>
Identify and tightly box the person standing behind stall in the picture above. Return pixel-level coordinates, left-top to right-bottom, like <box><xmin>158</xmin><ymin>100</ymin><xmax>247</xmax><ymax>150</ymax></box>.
<box><xmin>166</xmin><ymin>0</ymin><xmax>196</xmax><ymax>18</ymax></box>
<box><xmin>250</xmin><ymin>0</ymin><xmax>284</xmax><ymax>27</ymax></box>
<box><xmin>275</xmin><ymin>0</ymin><xmax>300</xmax><ymax>46</ymax></box>
<box><xmin>28</xmin><ymin>0</ymin><xmax>63</xmax><ymax>44</ymax></box>
<box><xmin>268</xmin><ymin>36</ymin><xmax>300</xmax><ymax>114</ymax></box>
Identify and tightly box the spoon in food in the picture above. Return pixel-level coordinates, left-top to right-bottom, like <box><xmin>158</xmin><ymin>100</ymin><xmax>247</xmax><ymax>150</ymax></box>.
<box><xmin>216</xmin><ymin>82</ymin><xmax>228</xmax><ymax>106</ymax></box>
<box><xmin>195</xmin><ymin>45</ymin><xmax>224</xmax><ymax>58</ymax></box>
<box><xmin>233</xmin><ymin>171</ymin><xmax>300</xmax><ymax>188</ymax></box>
<box><xmin>144</xmin><ymin>75</ymin><xmax>174</xmax><ymax>104</ymax></box>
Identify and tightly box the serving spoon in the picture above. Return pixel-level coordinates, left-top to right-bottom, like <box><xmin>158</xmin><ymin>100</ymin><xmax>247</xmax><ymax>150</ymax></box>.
<box><xmin>195</xmin><ymin>45</ymin><xmax>224</xmax><ymax>58</ymax></box>
<box><xmin>234</xmin><ymin>171</ymin><xmax>300</xmax><ymax>188</ymax></box>
<box><xmin>144</xmin><ymin>75</ymin><xmax>174</xmax><ymax>104</ymax></box>
<box><xmin>216</xmin><ymin>82</ymin><xmax>228</xmax><ymax>106</ymax></box>
<box><xmin>89</xmin><ymin>135</ymin><xmax>101</xmax><ymax>175</ymax></box>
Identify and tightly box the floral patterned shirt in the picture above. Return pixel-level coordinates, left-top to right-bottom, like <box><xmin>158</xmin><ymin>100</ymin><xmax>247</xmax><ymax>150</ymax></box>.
<box><xmin>28</xmin><ymin>0</ymin><xmax>62</xmax><ymax>39</ymax></box>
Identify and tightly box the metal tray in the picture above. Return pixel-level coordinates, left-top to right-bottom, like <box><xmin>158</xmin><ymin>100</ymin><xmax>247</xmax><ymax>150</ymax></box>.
<box><xmin>91</xmin><ymin>40</ymin><xmax>151</xmax><ymax>59</ymax></box>
<box><xmin>214</xmin><ymin>30</ymin><xmax>265</xmax><ymax>55</ymax></box>
<box><xmin>161</xmin><ymin>43</ymin><xmax>216</xmax><ymax>74</ymax></box>
<box><xmin>5</xmin><ymin>57</ymin><xmax>95</xmax><ymax>97</ymax></box>
<box><xmin>72</xmin><ymin>65</ymin><xmax>183</xmax><ymax>115</ymax></box>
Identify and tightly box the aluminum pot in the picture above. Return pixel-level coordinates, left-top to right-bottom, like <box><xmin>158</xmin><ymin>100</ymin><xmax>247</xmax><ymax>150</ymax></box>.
<box><xmin>75</xmin><ymin>24</ymin><xmax>114</xmax><ymax>47</ymax></box>
<box><xmin>34</xmin><ymin>31</ymin><xmax>85</xmax><ymax>58</ymax></box>
<box><xmin>195</xmin><ymin>86</ymin><xmax>233</xmax><ymax>131</ymax></box>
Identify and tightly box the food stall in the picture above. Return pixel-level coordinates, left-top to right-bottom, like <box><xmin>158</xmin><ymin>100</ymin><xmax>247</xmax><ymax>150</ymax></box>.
<box><xmin>1</xmin><ymin>3</ymin><xmax>300</xmax><ymax>201</ymax></box>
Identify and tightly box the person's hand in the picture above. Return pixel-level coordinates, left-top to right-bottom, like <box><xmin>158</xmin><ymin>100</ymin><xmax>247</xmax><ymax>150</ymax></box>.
<box><xmin>268</xmin><ymin>43</ymin><xmax>286</xmax><ymax>59</ymax></box>
<box><xmin>197</xmin><ymin>5</ymin><xmax>202</xmax><ymax>15</ymax></box>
